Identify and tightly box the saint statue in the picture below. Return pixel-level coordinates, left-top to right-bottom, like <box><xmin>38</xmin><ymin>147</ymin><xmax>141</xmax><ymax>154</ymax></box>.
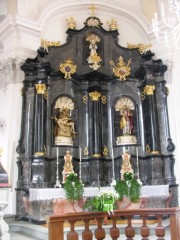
<box><xmin>115</xmin><ymin>97</ymin><xmax>137</xmax><ymax>145</ymax></box>
<box><xmin>86</xmin><ymin>33</ymin><xmax>101</xmax><ymax>70</ymax></box>
<box><xmin>120</xmin><ymin>108</ymin><xmax>133</xmax><ymax>135</ymax></box>
<box><xmin>52</xmin><ymin>108</ymin><xmax>76</xmax><ymax>145</ymax></box>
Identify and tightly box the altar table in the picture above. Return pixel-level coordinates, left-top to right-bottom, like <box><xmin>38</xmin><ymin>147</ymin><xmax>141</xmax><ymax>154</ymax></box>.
<box><xmin>24</xmin><ymin>185</ymin><xmax>170</xmax><ymax>222</ymax></box>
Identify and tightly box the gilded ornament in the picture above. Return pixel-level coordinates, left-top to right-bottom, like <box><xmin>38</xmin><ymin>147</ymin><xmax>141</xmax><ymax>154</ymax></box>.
<box><xmin>146</xmin><ymin>144</ymin><xmax>151</xmax><ymax>153</ymax></box>
<box><xmin>34</xmin><ymin>152</ymin><xmax>44</xmax><ymax>156</ymax></box>
<box><xmin>83</xmin><ymin>95</ymin><xmax>88</xmax><ymax>104</ymax></box>
<box><xmin>127</xmin><ymin>43</ymin><xmax>152</xmax><ymax>54</ymax></box>
<box><xmin>166</xmin><ymin>87</ymin><xmax>169</xmax><ymax>96</ymax></box>
<box><xmin>59</xmin><ymin>58</ymin><xmax>77</xmax><ymax>79</ymax></box>
<box><xmin>110</xmin><ymin>56</ymin><xmax>131</xmax><ymax>81</ymax></box>
<box><xmin>141</xmin><ymin>90</ymin><xmax>146</xmax><ymax>100</ymax></box>
<box><xmin>92</xmin><ymin>153</ymin><xmax>101</xmax><ymax>158</ymax></box>
<box><xmin>89</xmin><ymin>91</ymin><xmax>101</xmax><ymax>101</ymax></box>
<box><xmin>83</xmin><ymin>147</ymin><xmax>89</xmax><ymax>156</ymax></box>
<box><xmin>41</xmin><ymin>39</ymin><xmax>61</xmax><ymax>52</ymax></box>
<box><xmin>88</xmin><ymin>4</ymin><xmax>97</xmax><ymax>17</ymax></box>
<box><xmin>35</xmin><ymin>84</ymin><xmax>46</xmax><ymax>94</ymax></box>
<box><xmin>66</xmin><ymin>17</ymin><xmax>76</xmax><ymax>29</ymax></box>
<box><xmin>107</xmin><ymin>19</ymin><xmax>118</xmax><ymax>31</ymax></box>
<box><xmin>144</xmin><ymin>85</ymin><xmax>155</xmax><ymax>95</ymax></box>
<box><xmin>151</xmin><ymin>151</ymin><xmax>160</xmax><ymax>154</ymax></box>
<box><xmin>86</xmin><ymin>33</ymin><xmax>102</xmax><ymax>70</ymax></box>
<box><xmin>101</xmin><ymin>96</ymin><xmax>106</xmax><ymax>104</ymax></box>
<box><xmin>103</xmin><ymin>146</ymin><xmax>109</xmax><ymax>156</ymax></box>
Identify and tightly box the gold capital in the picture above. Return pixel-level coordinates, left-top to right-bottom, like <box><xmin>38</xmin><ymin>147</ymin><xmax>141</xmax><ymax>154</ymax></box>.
<box><xmin>89</xmin><ymin>91</ymin><xmax>101</xmax><ymax>101</ymax></box>
<box><xmin>144</xmin><ymin>85</ymin><xmax>155</xmax><ymax>95</ymax></box>
<box><xmin>35</xmin><ymin>84</ymin><xmax>46</xmax><ymax>94</ymax></box>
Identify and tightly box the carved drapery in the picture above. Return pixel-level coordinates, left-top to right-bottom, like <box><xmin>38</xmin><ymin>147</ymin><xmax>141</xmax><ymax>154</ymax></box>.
<box><xmin>0</xmin><ymin>58</ymin><xmax>24</xmax><ymax>90</ymax></box>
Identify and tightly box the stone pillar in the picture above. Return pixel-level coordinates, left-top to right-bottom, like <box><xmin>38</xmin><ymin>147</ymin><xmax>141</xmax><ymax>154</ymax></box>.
<box><xmin>89</xmin><ymin>90</ymin><xmax>101</xmax><ymax>157</ymax></box>
<box><xmin>156</xmin><ymin>81</ymin><xmax>176</xmax><ymax>185</ymax></box>
<box><xmin>89</xmin><ymin>90</ymin><xmax>102</xmax><ymax>186</ymax></box>
<box><xmin>33</xmin><ymin>83</ymin><xmax>47</xmax><ymax>156</ymax></box>
<box><xmin>143</xmin><ymin>85</ymin><xmax>160</xmax><ymax>153</ymax></box>
<box><xmin>79</xmin><ymin>86</ymin><xmax>90</xmax><ymax>184</ymax></box>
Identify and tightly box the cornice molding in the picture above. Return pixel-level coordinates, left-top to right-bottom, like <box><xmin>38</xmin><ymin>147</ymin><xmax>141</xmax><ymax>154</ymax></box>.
<box><xmin>0</xmin><ymin>15</ymin><xmax>40</xmax><ymax>60</ymax></box>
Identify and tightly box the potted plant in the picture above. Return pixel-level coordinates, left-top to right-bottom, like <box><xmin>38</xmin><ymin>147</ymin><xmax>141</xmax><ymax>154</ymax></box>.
<box><xmin>84</xmin><ymin>189</ymin><xmax>119</xmax><ymax>214</ymax></box>
<box><xmin>63</xmin><ymin>173</ymin><xmax>84</xmax><ymax>200</ymax></box>
<box><xmin>114</xmin><ymin>172</ymin><xmax>142</xmax><ymax>206</ymax></box>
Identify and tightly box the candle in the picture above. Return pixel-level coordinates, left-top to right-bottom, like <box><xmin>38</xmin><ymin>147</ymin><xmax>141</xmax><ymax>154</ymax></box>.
<box><xmin>112</xmin><ymin>148</ymin><xmax>115</xmax><ymax>180</ymax></box>
<box><xmin>136</xmin><ymin>147</ymin><xmax>139</xmax><ymax>179</ymax></box>
<box><xmin>79</xmin><ymin>147</ymin><xmax>82</xmax><ymax>180</ymax></box>
<box><xmin>79</xmin><ymin>147</ymin><xmax>82</xmax><ymax>162</ymax></box>
<box><xmin>57</xmin><ymin>147</ymin><xmax>59</xmax><ymax>162</ymax></box>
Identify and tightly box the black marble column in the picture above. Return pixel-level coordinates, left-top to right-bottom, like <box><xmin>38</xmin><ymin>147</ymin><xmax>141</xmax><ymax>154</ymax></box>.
<box><xmin>156</xmin><ymin>81</ymin><xmax>175</xmax><ymax>153</ymax></box>
<box><xmin>155</xmin><ymin>81</ymin><xmax>176</xmax><ymax>185</ymax></box>
<box><xmin>143</xmin><ymin>85</ymin><xmax>160</xmax><ymax>153</ymax></box>
<box><xmin>79</xmin><ymin>85</ymin><xmax>90</xmax><ymax>185</ymax></box>
<box><xmin>33</xmin><ymin>83</ymin><xmax>47</xmax><ymax>155</ymax></box>
<box><xmin>89</xmin><ymin>90</ymin><xmax>102</xmax><ymax>156</ymax></box>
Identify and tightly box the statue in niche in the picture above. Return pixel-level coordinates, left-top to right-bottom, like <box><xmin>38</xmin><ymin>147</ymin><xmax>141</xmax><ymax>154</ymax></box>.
<box><xmin>120</xmin><ymin>108</ymin><xmax>133</xmax><ymax>135</ymax></box>
<box><xmin>62</xmin><ymin>151</ymin><xmax>74</xmax><ymax>183</ymax></box>
<box><xmin>52</xmin><ymin>96</ymin><xmax>76</xmax><ymax>146</ymax></box>
<box><xmin>115</xmin><ymin>97</ymin><xmax>137</xmax><ymax>145</ymax></box>
<box><xmin>54</xmin><ymin>108</ymin><xmax>76</xmax><ymax>137</ymax></box>
<box><xmin>86</xmin><ymin>33</ymin><xmax>101</xmax><ymax>70</ymax></box>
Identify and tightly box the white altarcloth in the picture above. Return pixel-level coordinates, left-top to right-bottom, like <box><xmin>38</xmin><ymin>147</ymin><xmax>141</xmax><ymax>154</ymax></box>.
<box><xmin>29</xmin><ymin>185</ymin><xmax>169</xmax><ymax>202</ymax></box>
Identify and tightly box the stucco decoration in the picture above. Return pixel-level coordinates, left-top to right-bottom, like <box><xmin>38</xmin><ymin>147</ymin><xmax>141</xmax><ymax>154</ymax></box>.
<box><xmin>0</xmin><ymin>58</ymin><xmax>24</xmax><ymax>90</ymax></box>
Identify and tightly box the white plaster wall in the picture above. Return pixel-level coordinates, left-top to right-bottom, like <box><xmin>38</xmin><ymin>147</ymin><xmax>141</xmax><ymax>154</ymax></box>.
<box><xmin>0</xmin><ymin>0</ymin><xmax>179</xmax><ymax>214</ymax></box>
<box><xmin>0</xmin><ymin>83</ymin><xmax>22</xmax><ymax>214</ymax></box>
<box><xmin>167</xmin><ymin>49</ymin><xmax>180</xmax><ymax>204</ymax></box>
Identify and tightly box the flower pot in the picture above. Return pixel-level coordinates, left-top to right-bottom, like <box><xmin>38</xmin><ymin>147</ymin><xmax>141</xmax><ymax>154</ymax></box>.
<box><xmin>116</xmin><ymin>196</ymin><xmax>142</xmax><ymax>209</ymax></box>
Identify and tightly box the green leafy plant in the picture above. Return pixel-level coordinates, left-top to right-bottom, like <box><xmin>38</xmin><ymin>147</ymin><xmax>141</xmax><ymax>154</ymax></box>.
<box><xmin>63</xmin><ymin>173</ymin><xmax>84</xmax><ymax>200</ymax></box>
<box><xmin>114</xmin><ymin>172</ymin><xmax>142</xmax><ymax>202</ymax></box>
<box><xmin>84</xmin><ymin>190</ymin><xmax>119</xmax><ymax>212</ymax></box>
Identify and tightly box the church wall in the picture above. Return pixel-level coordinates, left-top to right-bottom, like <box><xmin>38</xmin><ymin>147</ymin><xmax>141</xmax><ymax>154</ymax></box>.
<box><xmin>0</xmin><ymin>0</ymin><xmax>179</xmax><ymax>214</ymax></box>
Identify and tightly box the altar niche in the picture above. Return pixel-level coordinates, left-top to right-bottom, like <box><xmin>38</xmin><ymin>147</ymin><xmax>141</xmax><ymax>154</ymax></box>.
<box><xmin>16</xmin><ymin>15</ymin><xmax>178</xmax><ymax>220</ymax></box>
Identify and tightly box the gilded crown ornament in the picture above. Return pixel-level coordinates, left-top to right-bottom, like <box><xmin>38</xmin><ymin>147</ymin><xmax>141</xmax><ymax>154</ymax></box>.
<box><xmin>110</xmin><ymin>56</ymin><xmax>131</xmax><ymax>81</ymax></box>
<box><xmin>89</xmin><ymin>91</ymin><xmax>101</xmax><ymax>101</ymax></box>
<box><xmin>66</xmin><ymin>17</ymin><xmax>76</xmax><ymax>29</ymax></box>
<box><xmin>107</xmin><ymin>19</ymin><xmax>118</xmax><ymax>31</ymax></box>
<box><xmin>59</xmin><ymin>58</ymin><xmax>77</xmax><ymax>79</ymax></box>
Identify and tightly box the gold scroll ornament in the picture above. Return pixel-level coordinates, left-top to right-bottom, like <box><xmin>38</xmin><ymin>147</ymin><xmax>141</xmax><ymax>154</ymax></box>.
<box><xmin>110</xmin><ymin>56</ymin><xmax>131</xmax><ymax>81</ymax></box>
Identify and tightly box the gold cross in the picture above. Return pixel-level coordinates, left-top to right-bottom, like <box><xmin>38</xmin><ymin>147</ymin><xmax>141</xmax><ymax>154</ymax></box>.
<box><xmin>88</xmin><ymin>4</ymin><xmax>97</xmax><ymax>16</ymax></box>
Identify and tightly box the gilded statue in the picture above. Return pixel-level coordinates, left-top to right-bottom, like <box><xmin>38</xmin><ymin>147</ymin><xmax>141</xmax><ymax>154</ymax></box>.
<box><xmin>86</xmin><ymin>33</ymin><xmax>101</xmax><ymax>70</ymax></box>
<box><xmin>120</xmin><ymin>108</ymin><xmax>133</xmax><ymax>135</ymax></box>
<box><xmin>53</xmin><ymin>108</ymin><xmax>76</xmax><ymax>138</ymax></box>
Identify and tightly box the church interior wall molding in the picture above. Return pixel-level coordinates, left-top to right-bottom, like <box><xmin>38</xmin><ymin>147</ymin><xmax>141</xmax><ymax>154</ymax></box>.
<box><xmin>0</xmin><ymin>58</ymin><xmax>24</xmax><ymax>90</ymax></box>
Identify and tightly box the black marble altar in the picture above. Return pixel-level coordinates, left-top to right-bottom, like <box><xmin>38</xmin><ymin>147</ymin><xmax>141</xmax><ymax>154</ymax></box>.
<box><xmin>15</xmin><ymin>16</ymin><xmax>178</xmax><ymax>219</ymax></box>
